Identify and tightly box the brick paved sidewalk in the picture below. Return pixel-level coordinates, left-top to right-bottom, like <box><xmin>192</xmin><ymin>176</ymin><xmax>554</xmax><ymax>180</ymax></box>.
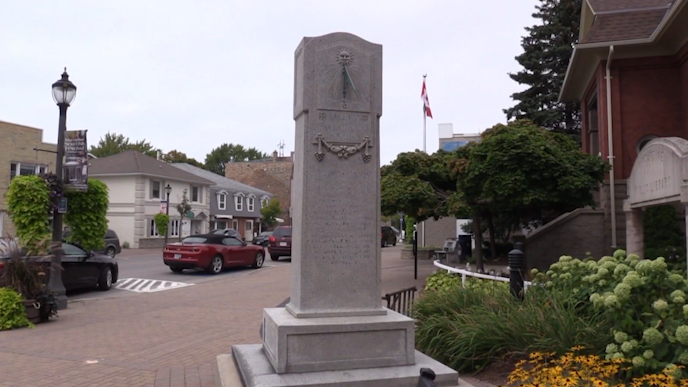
<box><xmin>0</xmin><ymin>245</ymin><xmax>439</xmax><ymax>387</ymax></box>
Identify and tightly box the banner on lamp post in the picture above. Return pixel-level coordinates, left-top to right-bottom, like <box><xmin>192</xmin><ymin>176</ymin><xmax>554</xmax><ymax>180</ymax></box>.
<box><xmin>64</xmin><ymin>130</ymin><xmax>89</xmax><ymax>192</ymax></box>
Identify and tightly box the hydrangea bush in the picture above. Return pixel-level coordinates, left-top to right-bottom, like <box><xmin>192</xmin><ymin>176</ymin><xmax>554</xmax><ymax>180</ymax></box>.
<box><xmin>533</xmin><ymin>250</ymin><xmax>688</xmax><ymax>377</ymax></box>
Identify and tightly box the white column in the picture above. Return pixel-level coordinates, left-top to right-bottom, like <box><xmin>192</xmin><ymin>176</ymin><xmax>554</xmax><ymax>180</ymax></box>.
<box><xmin>625</xmin><ymin>208</ymin><xmax>644</xmax><ymax>259</ymax></box>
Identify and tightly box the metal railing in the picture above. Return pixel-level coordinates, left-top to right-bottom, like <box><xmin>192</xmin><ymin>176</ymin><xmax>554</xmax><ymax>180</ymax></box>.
<box><xmin>382</xmin><ymin>286</ymin><xmax>417</xmax><ymax>316</ymax></box>
<box><xmin>433</xmin><ymin>260</ymin><xmax>532</xmax><ymax>292</ymax></box>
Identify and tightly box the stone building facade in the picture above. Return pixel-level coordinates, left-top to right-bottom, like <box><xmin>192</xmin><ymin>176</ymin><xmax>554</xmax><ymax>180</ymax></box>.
<box><xmin>0</xmin><ymin>120</ymin><xmax>57</xmax><ymax>237</ymax></box>
<box><xmin>224</xmin><ymin>151</ymin><xmax>293</xmax><ymax>225</ymax></box>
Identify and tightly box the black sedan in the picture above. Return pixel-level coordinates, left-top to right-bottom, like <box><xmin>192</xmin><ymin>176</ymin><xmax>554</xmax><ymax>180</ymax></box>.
<box><xmin>0</xmin><ymin>242</ymin><xmax>118</xmax><ymax>292</ymax></box>
<box><xmin>253</xmin><ymin>231</ymin><xmax>272</xmax><ymax>247</ymax></box>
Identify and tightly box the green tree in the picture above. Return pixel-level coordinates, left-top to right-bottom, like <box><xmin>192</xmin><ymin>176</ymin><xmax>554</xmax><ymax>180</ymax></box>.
<box><xmin>504</xmin><ymin>0</ymin><xmax>582</xmax><ymax>140</ymax></box>
<box><xmin>154</xmin><ymin>213</ymin><xmax>169</xmax><ymax>239</ymax></box>
<box><xmin>89</xmin><ymin>132</ymin><xmax>160</xmax><ymax>158</ymax></box>
<box><xmin>175</xmin><ymin>189</ymin><xmax>193</xmax><ymax>239</ymax></box>
<box><xmin>161</xmin><ymin>150</ymin><xmax>204</xmax><ymax>168</ymax></box>
<box><xmin>204</xmin><ymin>144</ymin><xmax>269</xmax><ymax>176</ymax></box>
<box><xmin>64</xmin><ymin>179</ymin><xmax>109</xmax><ymax>251</ymax></box>
<box><xmin>381</xmin><ymin>119</ymin><xmax>608</xmax><ymax>270</ymax></box>
<box><xmin>5</xmin><ymin>175</ymin><xmax>52</xmax><ymax>255</ymax></box>
<box><xmin>260</xmin><ymin>198</ymin><xmax>281</xmax><ymax>228</ymax></box>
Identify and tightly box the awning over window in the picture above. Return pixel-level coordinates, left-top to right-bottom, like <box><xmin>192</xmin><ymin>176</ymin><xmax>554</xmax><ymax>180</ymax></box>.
<box><xmin>215</xmin><ymin>214</ymin><xmax>233</xmax><ymax>219</ymax></box>
<box><xmin>275</xmin><ymin>218</ymin><xmax>285</xmax><ymax>223</ymax></box>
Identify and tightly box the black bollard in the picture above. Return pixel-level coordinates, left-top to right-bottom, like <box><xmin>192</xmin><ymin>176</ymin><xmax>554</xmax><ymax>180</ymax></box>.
<box><xmin>417</xmin><ymin>367</ymin><xmax>437</xmax><ymax>387</ymax></box>
<box><xmin>509</xmin><ymin>242</ymin><xmax>525</xmax><ymax>300</ymax></box>
<box><xmin>413</xmin><ymin>230</ymin><xmax>418</xmax><ymax>280</ymax></box>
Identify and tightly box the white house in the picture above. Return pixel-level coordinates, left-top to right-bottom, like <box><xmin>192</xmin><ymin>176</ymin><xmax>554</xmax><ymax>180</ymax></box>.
<box><xmin>89</xmin><ymin>151</ymin><xmax>213</xmax><ymax>248</ymax></box>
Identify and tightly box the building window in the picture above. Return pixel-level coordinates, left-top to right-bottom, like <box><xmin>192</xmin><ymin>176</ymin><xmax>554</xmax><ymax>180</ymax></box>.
<box><xmin>218</xmin><ymin>194</ymin><xmax>227</xmax><ymax>210</ymax></box>
<box><xmin>232</xmin><ymin>220</ymin><xmax>239</xmax><ymax>230</ymax></box>
<box><xmin>10</xmin><ymin>162</ymin><xmax>48</xmax><ymax>180</ymax></box>
<box><xmin>191</xmin><ymin>186</ymin><xmax>201</xmax><ymax>203</ymax></box>
<box><xmin>150</xmin><ymin>219</ymin><xmax>159</xmax><ymax>237</ymax></box>
<box><xmin>235</xmin><ymin>195</ymin><xmax>243</xmax><ymax>211</ymax></box>
<box><xmin>247</xmin><ymin>197</ymin><xmax>255</xmax><ymax>212</ymax></box>
<box><xmin>151</xmin><ymin>180</ymin><xmax>161</xmax><ymax>199</ymax></box>
<box><xmin>637</xmin><ymin>135</ymin><xmax>658</xmax><ymax>154</ymax></box>
<box><xmin>170</xmin><ymin>219</ymin><xmax>180</xmax><ymax>237</ymax></box>
<box><xmin>217</xmin><ymin>221</ymin><xmax>227</xmax><ymax>229</ymax></box>
<box><xmin>245</xmin><ymin>220</ymin><xmax>253</xmax><ymax>231</ymax></box>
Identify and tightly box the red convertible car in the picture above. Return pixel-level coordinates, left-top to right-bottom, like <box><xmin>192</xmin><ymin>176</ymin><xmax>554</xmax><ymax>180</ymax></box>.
<box><xmin>163</xmin><ymin>234</ymin><xmax>265</xmax><ymax>274</ymax></box>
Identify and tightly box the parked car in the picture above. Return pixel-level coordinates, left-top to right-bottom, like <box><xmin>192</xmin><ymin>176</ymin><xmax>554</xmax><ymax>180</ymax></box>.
<box><xmin>0</xmin><ymin>242</ymin><xmax>118</xmax><ymax>292</ymax></box>
<box><xmin>63</xmin><ymin>228</ymin><xmax>122</xmax><ymax>258</ymax></box>
<box><xmin>163</xmin><ymin>234</ymin><xmax>265</xmax><ymax>274</ymax></box>
<box><xmin>210</xmin><ymin>228</ymin><xmax>243</xmax><ymax>240</ymax></box>
<box><xmin>253</xmin><ymin>231</ymin><xmax>272</xmax><ymax>247</ymax></box>
<box><xmin>268</xmin><ymin>226</ymin><xmax>292</xmax><ymax>261</ymax></box>
<box><xmin>381</xmin><ymin>226</ymin><xmax>397</xmax><ymax>247</ymax></box>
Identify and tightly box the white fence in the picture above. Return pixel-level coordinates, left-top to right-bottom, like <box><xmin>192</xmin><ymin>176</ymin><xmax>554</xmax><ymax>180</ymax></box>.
<box><xmin>433</xmin><ymin>260</ymin><xmax>532</xmax><ymax>291</ymax></box>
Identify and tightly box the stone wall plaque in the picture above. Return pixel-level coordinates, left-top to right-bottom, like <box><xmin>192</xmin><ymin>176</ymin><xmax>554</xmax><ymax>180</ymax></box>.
<box><xmin>627</xmin><ymin>137</ymin><xmax>688</xmax><ymax>207</ymax></box>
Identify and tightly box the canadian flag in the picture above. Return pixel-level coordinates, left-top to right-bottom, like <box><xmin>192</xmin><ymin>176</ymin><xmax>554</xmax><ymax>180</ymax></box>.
<box><xmin>421</xmin><ymin>79</ymin><xmax>433</xmax><ymax>119</ymax></box>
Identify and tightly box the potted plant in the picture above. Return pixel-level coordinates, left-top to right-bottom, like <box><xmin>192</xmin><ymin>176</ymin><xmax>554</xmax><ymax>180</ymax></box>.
<box><xmin>0</xmin><ymin>238</ymin><xmax>58</xmax><ymax>324</ymax></box>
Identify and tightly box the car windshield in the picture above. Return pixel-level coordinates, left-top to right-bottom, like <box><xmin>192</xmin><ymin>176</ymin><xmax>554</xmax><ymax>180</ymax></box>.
<box><xmin>181</xmin><ymin>237</ymin><xmax>207</xmax><ymax>244</ymax></box>
<box><xmin>273</xmin><ymin>227</ymin><xmax>291</xmax><ymax>237</ymax></box>
<box><xmin>259</xmin><ymin>232</ymin><xmax>272</xmax><ymax>237</ymax></box>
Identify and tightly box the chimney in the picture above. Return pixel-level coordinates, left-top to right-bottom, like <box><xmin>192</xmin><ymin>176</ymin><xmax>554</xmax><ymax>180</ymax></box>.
<box><xmin>290</xmin><ymin>151</ymin><xmax>295</xmax><ymax>161</ymax></box>
<box><xmin>272</xmin><ymin>150</ymin><xmax>278</xmax><ymax>162</ymax></box>
<box><xmin>157</xmin><ymin>150</ymin><xmax>162</xmax><ymax>160</ymax></box>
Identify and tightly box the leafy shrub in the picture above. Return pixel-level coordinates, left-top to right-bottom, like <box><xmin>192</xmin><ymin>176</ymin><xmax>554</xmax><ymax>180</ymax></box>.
<box><xmin>505</xmin><ymin>348</ymin><xmax>687</xmax><ymax>387</ymax></box>
<box><xmin>122</xmin><ymin>241</ymin><xmax>130</xmax><ymax>249</ymax></box>
<box><xmin>6</xmin><ymin>175</ymin><xmax>51</xmax><ymax>255</ymax></box>
<box><xmin>644</xmin><ymin>205</ymin><xmax>686</xmax><ymax>273</ymax></box>
<box><xmin>154</xmin><ymin>213</ymin><xmax>170</xmax><ymax>237</ymax></box>
<box><xmin>425</xmin><ymin>271</ymin><xmax>510</xmax><ymax>293</ymax></box>
<box><xmin>0</xmin><ymin>288</ymin><xmax>32</xmax><ymax>330</ymax></box>
<box><xmin>64</xmin><ymin>179</ymin><xmax>109</xmax><ymax>251</ymax></box>
<box><xmin>425</xmin><ymin>271</ymin><xmax>460</xmax><ymax>292</ymax></box>
<box><xmin>414</xmin><ymin>283</ymin><xmax>610</xmax><ymax>373</ymax></box>
<box><xmin>533</xmin><ymin>250</ymin><xmax>688</xmax><ymax>377</ymax></box>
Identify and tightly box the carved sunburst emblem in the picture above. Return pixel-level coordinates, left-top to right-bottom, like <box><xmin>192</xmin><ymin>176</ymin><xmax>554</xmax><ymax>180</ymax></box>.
<box><xmin>336</xmin><ymin>48</ymin><xmax>354</xmax><ymax>66</ymax></box>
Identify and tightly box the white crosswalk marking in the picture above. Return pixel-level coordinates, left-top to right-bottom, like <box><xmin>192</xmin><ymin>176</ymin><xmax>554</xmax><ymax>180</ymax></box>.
<box><xmin>114</xmin><ymin>278</ymin><xmax>194</xmax><ymax>293</ymax></box>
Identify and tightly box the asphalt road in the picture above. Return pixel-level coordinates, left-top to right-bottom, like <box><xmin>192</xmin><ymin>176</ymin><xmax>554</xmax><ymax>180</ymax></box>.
<box><xmin>67</xmin><ymin>247</ymin><xmax>291</xmax><ymax>302</ymax></box>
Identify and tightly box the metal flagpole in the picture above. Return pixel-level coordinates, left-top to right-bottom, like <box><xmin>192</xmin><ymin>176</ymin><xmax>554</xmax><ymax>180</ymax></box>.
<box><xmin>421</xmin><ymin>74</ymin><xmax>427</xmax><ymax>247</ymax></box>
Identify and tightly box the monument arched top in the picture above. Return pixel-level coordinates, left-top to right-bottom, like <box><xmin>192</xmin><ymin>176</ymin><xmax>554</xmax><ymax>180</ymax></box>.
<box><xmin>627</xmin><ymin>137</ymin><xmax>688</xmax><ymax>208</ymax></box>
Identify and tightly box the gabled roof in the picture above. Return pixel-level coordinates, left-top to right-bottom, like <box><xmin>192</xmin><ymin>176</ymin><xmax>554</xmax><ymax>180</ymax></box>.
<box><xmin>89</xmin><ymin>151</ymin><xmax>213</xmax><ymax>185</ymax></box>
<box><xmin>171</xmin><ymin>163</ymin><xmax>273</xmax><ymax>197</ymax></box>
<box><xmin>560</xmin><ymin>0</ymin><xmax>687</xmax><ymax>102</ymax></box>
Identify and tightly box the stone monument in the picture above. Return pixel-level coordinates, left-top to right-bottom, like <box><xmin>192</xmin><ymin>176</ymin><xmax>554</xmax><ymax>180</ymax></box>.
<box><xmin>218</xmin><ymin>32</ymin><xmax>459</xmax><ymax>386</ymax></box>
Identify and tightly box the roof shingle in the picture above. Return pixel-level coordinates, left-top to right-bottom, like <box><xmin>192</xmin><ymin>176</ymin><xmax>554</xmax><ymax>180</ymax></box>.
<box><xmin>581</xmin><ymin>7</ymin><xmax>670</xmax><ymax>43</ymax></box>
<box><xmin>89</xmin><ymin>151</ymin><xmax>213</xmax><ymax>185</ymax></box>
<box><xmin>171</xmin><ymin>163</ymin><xmax>273</xmax><ymax>197</ymax></box>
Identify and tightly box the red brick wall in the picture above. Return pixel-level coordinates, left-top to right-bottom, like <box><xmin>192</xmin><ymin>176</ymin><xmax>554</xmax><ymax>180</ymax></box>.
<box><xmin>590</xmin><ymin>55</ymin><xmax>684</xmax><ymax>181</ymax></box>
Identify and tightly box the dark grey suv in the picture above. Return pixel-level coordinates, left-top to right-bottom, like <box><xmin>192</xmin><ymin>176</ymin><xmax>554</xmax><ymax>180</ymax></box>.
<box><xmin>63</xmin><ymin>228</ymin><xmax>122</xmax><ymax>258</ymax></box>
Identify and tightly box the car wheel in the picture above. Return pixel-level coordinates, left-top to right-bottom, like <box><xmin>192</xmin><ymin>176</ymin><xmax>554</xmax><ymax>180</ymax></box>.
<box><xmin>105</xmin><ymin>246</ymin><xmax>116</xmax><ymax>258</ymax></box>
<box><xmin>270</xmin><ymin>254</ymin><xmax>280</xmax><ymax>261</ymax></box>
<box><xmin>98</xmin><ymin>266</ymin><xmax>113</xmax><ymax>291</ymax></box>
<box><xmin>252</xmin><ymin>252</ymin><xmax>264</xmax><ymax>269</ymax></box>
<box><xmin>170</xmin><ymin>266</ymin><xmax>184</xmax><ymax>273</ymax></box>
<box><xmin>207</xmin><ymin>255</ymin><xmax>223</xmax><ymax>274</ymax></box>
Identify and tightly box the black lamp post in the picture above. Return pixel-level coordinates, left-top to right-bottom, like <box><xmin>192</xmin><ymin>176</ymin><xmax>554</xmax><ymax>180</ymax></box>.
<box><xmin>163</xmin><ymin>184</ymin><xmax>172</xmax><ymax>246</ymax></box>
<box><xmin>47</xmin><ymin>68</ymin><xmax>77</xmax><ymax>310</ymax></box>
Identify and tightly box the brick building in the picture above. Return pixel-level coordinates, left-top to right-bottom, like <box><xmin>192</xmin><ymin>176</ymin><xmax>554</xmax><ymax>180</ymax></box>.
<box><xmin>526</xmin><ymin>0</ymin><xmax>688</xmax><ymax>270</ymax></box>
<box><xmin>0</xmin><ymin>120</ymin><xmax>57</xmax><ymax>237</ymax></box>
<box><xmin>224</xmin><ymin>151</ymin><xmax>293</xmax><ymax>225</ymax></box>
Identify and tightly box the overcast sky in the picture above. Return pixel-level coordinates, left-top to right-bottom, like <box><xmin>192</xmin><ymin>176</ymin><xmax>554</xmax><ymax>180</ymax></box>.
<box><xmin>1</xmin><ymin>0</ymin><xmax>539</xmax><ymax>166</ymax></box>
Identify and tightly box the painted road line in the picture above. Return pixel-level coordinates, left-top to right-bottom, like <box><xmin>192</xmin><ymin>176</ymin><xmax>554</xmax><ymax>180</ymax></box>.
<box><xmin>114</xmin><ymin>278</ymin><xmax>195</xmax><ymax>293</ymax></box>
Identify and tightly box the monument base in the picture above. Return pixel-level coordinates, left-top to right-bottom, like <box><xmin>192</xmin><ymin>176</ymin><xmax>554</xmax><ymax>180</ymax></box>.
<box><xmin>221</xmin><ymin>345</ymin><xmax>460</xmax><ymax>387</ymax></box>
<box><xmin>262</xmin><ymin>308</ymin><xmax>415</xmax><ymax>373</ymax></box>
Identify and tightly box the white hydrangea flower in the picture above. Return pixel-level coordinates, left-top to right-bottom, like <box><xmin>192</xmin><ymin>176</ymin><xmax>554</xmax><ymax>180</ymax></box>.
<box><xmin>614</xmin><ymin>331</ymin><xmax>628</xmax><ymax>344</ymax></box>
<box><xmin>653</xmin><ymin>299</ymin><xmax>669</xmax><ymax>312</ymax></box>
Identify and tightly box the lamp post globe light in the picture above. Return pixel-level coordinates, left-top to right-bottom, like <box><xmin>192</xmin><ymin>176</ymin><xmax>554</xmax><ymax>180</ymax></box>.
<box><xmin>164</xmin><ymin>184</ymin><xmax>172</xmax><ymax>246</ymax></box>
<box><xmin>48</xmin><ymin>68</ymin><xmax>77</xmax><ymax>310</ymax></box>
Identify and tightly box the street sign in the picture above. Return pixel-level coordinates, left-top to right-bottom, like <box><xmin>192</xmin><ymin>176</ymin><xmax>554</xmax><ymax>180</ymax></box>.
<box><xmin>58</xmin><ymin>197</ymin><xmax>68</xmax><ymax>214</ymax></box>
<box><xmin>186</xmin><ymin>211</ymin><xmax>194</xmax><ymax>218</ymax></box>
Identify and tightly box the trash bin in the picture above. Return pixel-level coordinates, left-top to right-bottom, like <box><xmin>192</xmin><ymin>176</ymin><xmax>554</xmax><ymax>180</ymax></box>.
<box><xmin>458</xmin><ymin>235</ymin><xmax>472</xmax><ymax>263</ymax></box>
